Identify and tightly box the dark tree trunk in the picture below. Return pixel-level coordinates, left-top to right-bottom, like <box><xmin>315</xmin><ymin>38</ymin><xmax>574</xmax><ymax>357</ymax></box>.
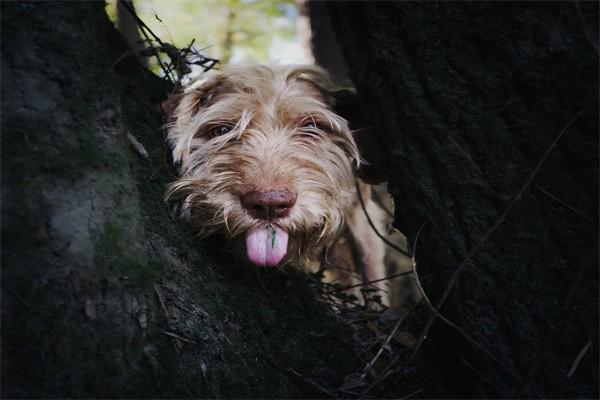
<box><xmin>1</xmin><ymin>3</ymin><xmax>359</xmax><ymax>397</ymax></box>
<box><xmin>304</xmin><ymin>0</ymin><xmax>350</xmax><ymax>85</ymax></box>
<box><xmin>328</xmin><ymin>2</ymin><xmax>598</xmax><ymax>398</ymax></box>
<box><xmin>116</xmin><ymin>0</ymin><xmax>147</xmax><ymax>67</ymax></box>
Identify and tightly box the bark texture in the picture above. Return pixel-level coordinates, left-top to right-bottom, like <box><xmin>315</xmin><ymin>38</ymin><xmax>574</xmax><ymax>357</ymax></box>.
<box><xmin>1</xmin><ymin>3</ymin><xmax>359</xmax><ymax>397</ymax></box>
<box><xmin>328</xmin><ymin>2</ymin><xmax>598</xmax><ymax>398</ymax></box>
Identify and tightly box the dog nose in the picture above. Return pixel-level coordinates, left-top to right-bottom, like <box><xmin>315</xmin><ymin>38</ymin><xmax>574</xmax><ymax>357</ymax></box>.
<box><xmin>240</xmin><ymin>190</ymin><xmax>297</xmax><ymax>220</ymax></box>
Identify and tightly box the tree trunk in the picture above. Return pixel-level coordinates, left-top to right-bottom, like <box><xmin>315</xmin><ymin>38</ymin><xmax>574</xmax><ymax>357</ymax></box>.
<box><xmin>328</xmin><ymin>2</ymin><xmax>598</xmax><ymax>398</ymax></box>
<box><xmin>1</xmin><ymin>3</ymin><xmax>359</xmax><ymax>397</ymax></box>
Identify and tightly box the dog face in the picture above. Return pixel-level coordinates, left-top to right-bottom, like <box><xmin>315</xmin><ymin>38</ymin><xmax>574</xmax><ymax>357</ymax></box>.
<box><xmin>165</xmin><ymin>65</ymin><xmax>360</xmax><ymax>267</ymax></box>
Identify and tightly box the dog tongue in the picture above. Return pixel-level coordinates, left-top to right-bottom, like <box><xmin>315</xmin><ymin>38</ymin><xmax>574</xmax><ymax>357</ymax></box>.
<box><xmin>245</xmin><ymin>227</ymin><xmax>289</xmax><ymax>267</ymax></box>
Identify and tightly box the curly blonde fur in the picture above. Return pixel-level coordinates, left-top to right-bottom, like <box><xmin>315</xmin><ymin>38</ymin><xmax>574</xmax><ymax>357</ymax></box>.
<box><xmin>166</xmin><ymin>65</ymin><xmax>363</xmax><ymax>263</ymax></box>
<box><xmin>164</xmin><ymin>64</ymin><xmax>403</xmax><ymax>306</ymax></box>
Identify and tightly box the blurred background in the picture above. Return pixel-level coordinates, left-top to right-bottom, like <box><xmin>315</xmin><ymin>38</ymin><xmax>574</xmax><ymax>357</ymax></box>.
<box><xmin>106</xmin><ymin>0</ymin><xmax>314</xmax><ymax>71</ymax></box>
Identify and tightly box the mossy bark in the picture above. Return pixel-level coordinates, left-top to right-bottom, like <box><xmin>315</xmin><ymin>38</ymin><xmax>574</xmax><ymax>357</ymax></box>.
<box><xmin>329</xmin><ymin>2</ymin><xmax>598</xmax><ymax>398</ymax></box>
<box><xmin>1</xmin><ymin>3</ymin><xmax>359</xmax><ymax>397</ymax></box>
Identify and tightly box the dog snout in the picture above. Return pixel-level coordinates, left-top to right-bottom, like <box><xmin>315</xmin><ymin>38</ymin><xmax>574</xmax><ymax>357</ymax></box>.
<box><xmin>240</xmin><ymin>189</ymin><xmax>297</xmax><ymax>220</ymax></box>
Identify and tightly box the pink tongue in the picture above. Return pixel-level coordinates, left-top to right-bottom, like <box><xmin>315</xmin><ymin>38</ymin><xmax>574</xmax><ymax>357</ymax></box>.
<box><xmin>245</xmin><ymin>227</ymin><xmax>289</xmax><ymax>267</ymax></box>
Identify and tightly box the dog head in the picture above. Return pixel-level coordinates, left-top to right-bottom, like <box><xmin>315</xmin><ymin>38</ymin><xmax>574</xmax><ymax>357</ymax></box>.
<box><xmin>164</xmin><ymin>64</ymin><xmax>362</xmax><ymax>267</ymax></box>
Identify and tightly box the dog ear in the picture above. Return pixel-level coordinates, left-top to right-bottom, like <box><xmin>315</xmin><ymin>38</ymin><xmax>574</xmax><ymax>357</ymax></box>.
<box><xmin>161</xmin><ymin>74</ymin><xmax>231</xmax><ymax>173</ymax></box>
<box><xmin>331</xmin><ymin>89</ymin><xmax>389</xmax><ymax>184</ymax></box>
<box><xmin>161</xmin><ymin>74</ymin><xmax>230</xmax><ymax>127</ymax></box>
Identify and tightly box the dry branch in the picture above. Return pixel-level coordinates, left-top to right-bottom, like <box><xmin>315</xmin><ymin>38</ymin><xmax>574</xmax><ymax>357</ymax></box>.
<box><xmin>119</xmin><ymin>1</ymin><xmax>218</xmax><ymax>84</ymax></box>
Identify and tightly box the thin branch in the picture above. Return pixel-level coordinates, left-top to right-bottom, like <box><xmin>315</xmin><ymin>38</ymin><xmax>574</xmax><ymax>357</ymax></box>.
<box><xmin>447</xmin><ymin>135</ymin><xmax>484</xmax><ymax>177</ymax></box>
<box><xmin>363</xmin><ymin>215</ymin><xmax>521</xmax><ymax>395</ymax></box>
<box><xmin>270</xmin><ymin>360</ymin><xmax>336</xmax><ymax>398</ymax></box>
<box><xmin>163</xmin><ymin>330</ymin><xmax>197</xmax><ymax>344</ymax></box>
<box><xmin>355</xmin><ymin>180</ymin><xmax>411</xmax><ymax>257</ymax></box>
<box><xmin>360</xmin><ymin>307</ymin><xmax>414</xmax><ymax>380</ymax></box>
<box><xmin>340</xmin><ymin>270</ymin><xmax>413</xmax><ymax>291</ymax></box>
<box><xmin>361</xmin><ymin>354</ymin><xmax>400</xmax><ymax>396</ymax></box>
<box><xmin>120</xmin><ymin>1</ymin><xmax>174</xmax><ymax>82</ymax></box>
<box><xmin>153</xmin><ymin>284</ymin><xmax>169</xmax><ymax>318</ymax></box>
<box><xmin>410</xmin><ymin>223</ymin><xmax>432</xmax><ymax>307</ymax></box>
<box><xmin>534</xmin><ymin>185</ymin><xmax>593</xmax><ymax>224</ymax></box>
<box><xmin>121</xmin><ymin>1</ymin><xmax>164</xmax><ymax>46</ymax></box>
<box><xmin>567</xmin><ymin>340</ymin><xmax>592</xmax><ymax>378</ymax></box>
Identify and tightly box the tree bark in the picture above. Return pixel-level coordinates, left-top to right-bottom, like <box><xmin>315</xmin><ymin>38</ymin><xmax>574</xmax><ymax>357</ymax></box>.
<box><xmin>1</xmin><ymin>3</ymin><xmax>359</xmax><ymax>397</ymax></box>
<box><xmin>328</xmin><ymin>2</ymin><xmax>598</xmax><ymax>398</ymax></box>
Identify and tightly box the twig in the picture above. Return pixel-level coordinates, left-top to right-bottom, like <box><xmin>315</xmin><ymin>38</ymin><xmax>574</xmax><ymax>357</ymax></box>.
<box><xmin>534</xmin><ymin>185</ymin><xmax>593</xmax><ymax>224</ymax></box>
<box><xmin>121</xmin><ymin>1</ymin><xmax>164</xmax><ymax>45</ymax></box>
<box><xmin>447</xmin><ymin>135</ymin><xmax>484</xmax><ymax>177</ymax></box>
<box><xmin>120</xmin><ymin>1</ymin><xmax>174</xmax><ymax>82</ymax></box>
<box><xmin>567</xmin><ymin>340</ymin><xmax>592</xmax><ymax>378</ymax></box>
<box><xmin>340</xmin><ymin>270</ymin><xmax>413</xmax><ymax>291</ymax></box>
<box><xmin>360</xmin><ymin>307</ymin><xmax>413</xmax><ymax>380</ymax></box>
<box><xmin>163</xmin><ymin>330</ymin><xmax>197</xmax><ymax>344</ymax></box>
<box><xmin>127</xmin><ymin>132</ymin><xmax>149</xmax><ymax>159</ymax></box>
<box><xmin>409</xmin><ymin>223</ymin><xmax>432</xmax><ymax>306</ymax></box>
<box><xmin>153</xmin><ymin>284</ymin><xmax>169</xmax><ymax>318</ymax></box>
<box><xmin>363</xmin><ymin>218</ymin><xmax>519</xmax><ymax>396</ymax></box>
<box><xmin>154</xmin><ymin>285</ymin><xmax>187</xmax><ymax>352</ymax></box>
<box><xmin>361</xmin><ymin>354</ymin><xmax>400</xmax><ymax>396</ymax></box>
<box><xmin>401</xmin><ymin>311</ymin><xmax>435</xmax><ymax>380</ymax></box>
<box><xmin>270</xmin><ymin>360</ymin><xmax>336</xmax><ymax>398</ymax></box>
<box><xmin>355</xmin><ymin>180</ymin><xmax>411</xmax><ymax>257</ymax></box>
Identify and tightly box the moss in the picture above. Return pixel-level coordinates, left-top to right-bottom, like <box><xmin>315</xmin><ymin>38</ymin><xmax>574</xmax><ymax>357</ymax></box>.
<box><xmin>95</xmin><ymin>222</ymin><xmax>156</xmax><ymax>288</ymax></box>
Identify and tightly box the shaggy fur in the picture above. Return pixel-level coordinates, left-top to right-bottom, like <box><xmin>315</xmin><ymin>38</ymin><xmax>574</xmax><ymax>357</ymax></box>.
<box><xmin>164</xmin><ymin>64</ymin><xmax>392</xmax><ymax>304</ymax></box>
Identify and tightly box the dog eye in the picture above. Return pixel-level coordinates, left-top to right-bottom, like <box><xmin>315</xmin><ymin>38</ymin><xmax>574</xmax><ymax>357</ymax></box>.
<box><xmin>213</xmin><ymin>126</ymin><xmax>232</xmax><ymax>136</ymax></box>
<box><xmin>303</xmin><ymin>121</ymin><xmax>317</xmax><ymax>129</ymax></box>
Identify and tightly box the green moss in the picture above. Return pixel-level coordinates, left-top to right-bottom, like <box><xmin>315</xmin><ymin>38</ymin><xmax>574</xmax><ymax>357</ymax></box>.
<box><xmin>96</xmin><ymin>222</ymin><xmax>156</xmax><ymax>288</ymax></box>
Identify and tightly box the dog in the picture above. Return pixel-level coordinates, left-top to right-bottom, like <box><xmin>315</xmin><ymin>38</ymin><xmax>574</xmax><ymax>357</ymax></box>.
<box><xmin>163</xmin><ymin>64</ymin><xmax>404</xmax><ymax>306</ymax></box>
